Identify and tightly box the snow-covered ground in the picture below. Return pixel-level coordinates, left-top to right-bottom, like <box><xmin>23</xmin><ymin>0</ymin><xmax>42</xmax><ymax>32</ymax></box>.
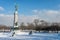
<box><xmin>0</xmin><ymin>30</ymin><xmax>59</xmax><ymax>40</ymax></box>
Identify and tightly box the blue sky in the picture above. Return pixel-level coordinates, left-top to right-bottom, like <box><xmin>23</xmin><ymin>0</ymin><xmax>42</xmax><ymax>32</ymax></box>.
<box><xmin>0</xmin><ymin>0</ymin><xmax>60</xmax><ymax>26</ymax></box>
<box><xmin>0</xmin><ymin>0</ymin><xmax>60</xmax><ymax>15</ymax></box>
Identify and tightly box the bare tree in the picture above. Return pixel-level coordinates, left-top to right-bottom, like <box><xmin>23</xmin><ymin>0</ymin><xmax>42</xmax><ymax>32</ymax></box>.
<box><xmin>34</xmin><ymin>19</ymin><xmax>40</xmax><ymax>27</ymax></box>
<box><xmin>27</xmin><ymin>23</ymin><xmax>34</xmax><ymax>30</ymax></box>
<box><xmin>20</xmin><ymin>22</ymin><xmax>26</xmax><ymax>30</ymax></box>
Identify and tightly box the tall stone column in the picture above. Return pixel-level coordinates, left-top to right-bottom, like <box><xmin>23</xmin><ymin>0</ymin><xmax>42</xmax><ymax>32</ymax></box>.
<box><xmin>14</xmin><ymin>4</ymin><xmax>18</xmax><ymax>28</ymax></box>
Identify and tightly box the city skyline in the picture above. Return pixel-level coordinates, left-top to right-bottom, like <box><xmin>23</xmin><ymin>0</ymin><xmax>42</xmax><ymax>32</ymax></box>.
<box><xmin>0</xmin><ymin>0</ymin><xmax>60</xmax><ymax>26</ymax></box>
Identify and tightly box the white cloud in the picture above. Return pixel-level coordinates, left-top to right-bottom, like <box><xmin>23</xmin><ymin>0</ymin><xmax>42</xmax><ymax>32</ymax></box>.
<box><xmin>0</xmin><ymin>6</ymin><xmax>4</xmax><ymax>11</ymax></box>
<box><xmin>0</xmin><ymin>9</ymin><xmax>60</xmax><ymax>26</ymax></box>
<box><xmin>32</xmin><ymin>10</ymin><xmax>38</xmax><ymax>13</ymax></box>
<box><xmin>32</xmin><ymin>9</ymin><xmax>60</xmax><ymax>15</ymax></box>
<box><xmin>32</xmin><ymin>9</ymin><xmax>60</xmax><ymax>22</ymax></box>
<box><xmin>0</xmin><ymin>14</ymin><xmax>13</xmax><ymax>26</ymax></box>
<box><xmin>0</xmin><ymin>14</ymin><xmax>39</xmax><ymax>26</ymax></box>
<box><xmin>19</xmin><ymin>15</ymin><xmax>39</xmax><ymax>23</ymax></box>
<box><xmin>44</xmin><ymin>10</ymin><xmax>60</xmax><ymax>15</ymax></box>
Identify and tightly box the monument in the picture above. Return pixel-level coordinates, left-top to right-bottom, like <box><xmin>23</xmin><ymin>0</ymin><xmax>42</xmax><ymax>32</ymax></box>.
<box><xmin>11</xmin><ymin>4</ymin><xmax>19</xmax><ymax>37</ymax></box>
<box><xmin>14</xmin><ymin>4</ymin><xmax>18</xmax><ymax>28</ymax></box>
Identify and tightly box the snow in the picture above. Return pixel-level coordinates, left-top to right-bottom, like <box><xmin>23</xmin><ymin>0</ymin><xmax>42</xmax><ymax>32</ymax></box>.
<box><xmin>0</xmin><ymin>31</ymin><xmax>59</xmax><ymax>40</ymax></box>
